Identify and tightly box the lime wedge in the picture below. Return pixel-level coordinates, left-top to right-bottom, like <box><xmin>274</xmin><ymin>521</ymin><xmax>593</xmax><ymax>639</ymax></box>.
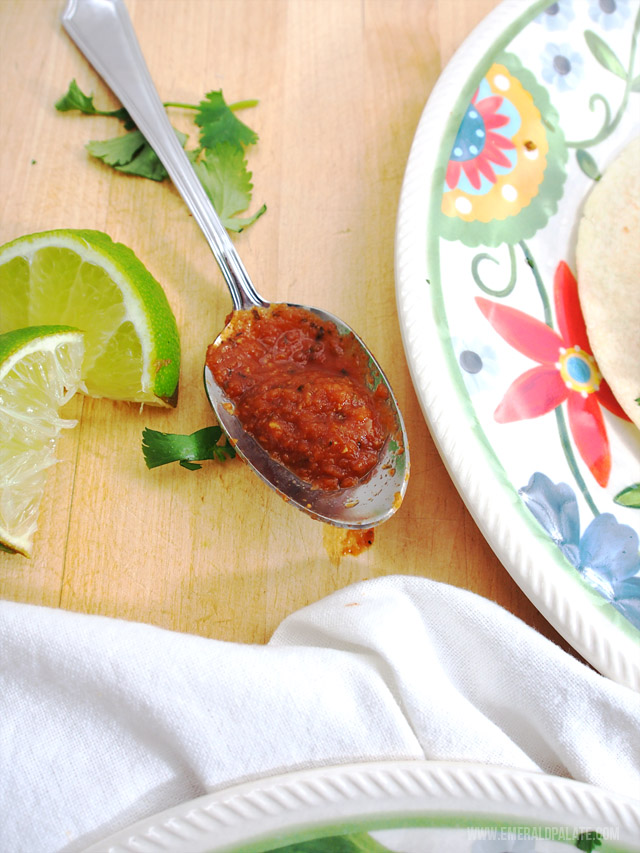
<box><xmin>0</xmin><ymin>229</ymin><xmax>180</xmax><ymax>406</ymax></box>
<box><xmin>0</xmin><ymin>326</ymin><xmax>85</xmax><ymax>556</ymax></box>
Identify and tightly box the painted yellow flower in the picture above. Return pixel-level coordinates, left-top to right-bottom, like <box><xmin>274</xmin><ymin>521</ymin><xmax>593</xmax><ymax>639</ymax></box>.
<box><xmin>440</xmin><ymin>52</ymin><xmax>567</xmax><ymax>247</ymax></box>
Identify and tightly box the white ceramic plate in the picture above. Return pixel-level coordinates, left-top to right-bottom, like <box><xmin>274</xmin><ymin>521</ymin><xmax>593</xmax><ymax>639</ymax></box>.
<box><xmin>82</xmin><ymin>760</ymin><xmax>640</xmax><ymax>852</ymax></box>
<box><xmin>395</xmin><ymin>0</ymin><xmax>640</xmax><ymax>689</ymax></box>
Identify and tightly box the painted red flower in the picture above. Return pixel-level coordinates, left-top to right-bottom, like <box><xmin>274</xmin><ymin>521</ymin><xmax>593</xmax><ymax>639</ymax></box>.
<box><xmin>476</xmin><ymin>261</ymin><xmax>628</xmax><ymax>487</ymax></box>
<box><xmin>445</xmin><ymin>87</ymin><xmax>515</xmax><ymax>191</ymax></box>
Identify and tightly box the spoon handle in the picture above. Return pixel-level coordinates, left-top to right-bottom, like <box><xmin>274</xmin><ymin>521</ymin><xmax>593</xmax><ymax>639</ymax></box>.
<box><xmin>62</xmin><ymin>0</ymin><xmax>265</xmax><ymax>311</ymax></box>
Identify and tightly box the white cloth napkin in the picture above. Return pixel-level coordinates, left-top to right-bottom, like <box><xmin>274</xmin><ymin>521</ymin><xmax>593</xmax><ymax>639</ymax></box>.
<box><xmin>1</xmin><ymin>574</ymin><xmax>639</xmax><ymax>853</ymax></box>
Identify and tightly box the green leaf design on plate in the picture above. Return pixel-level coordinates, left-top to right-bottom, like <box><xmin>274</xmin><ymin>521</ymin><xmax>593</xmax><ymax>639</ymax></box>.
<box><xmin>575</xmin><ymin>830</ymin><xmax>603</xmax><ymax>852</ymax></box>
<box><xmin>614</xmin><ymin>484</ymin><xmax>640</xmax><ymax>509</ymax></box>
<box><xmin>576</xmin><ymin>148</ymin><xmax>601</xmax><ymax>181</ymax></box>
<box><xmin>273</xmin><ymin>833</ymin><xmax>391</xmax><ymax>852</ymax></box>
<box><xmin>584</xmin><ymin>30</ymin><xmax>627</xmax><ymax>80</ymax></box>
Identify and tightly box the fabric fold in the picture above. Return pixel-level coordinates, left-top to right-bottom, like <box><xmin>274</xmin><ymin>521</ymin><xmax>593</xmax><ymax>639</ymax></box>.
<box><xmin>1</xmin><ymin>575</ymin><xmax>638</xmax><ymax>853</ymax></box>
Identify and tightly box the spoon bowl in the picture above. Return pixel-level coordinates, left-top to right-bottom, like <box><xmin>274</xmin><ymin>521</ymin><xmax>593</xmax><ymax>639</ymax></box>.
<box><xmin>62</xmin><ymin>0</ymin><xmax>409</xmax><ymax>528</ymax></box>
<box><xmin>205</xmin><ymin>303</ymin><xmax>408</xmax><ymax>528</ymax></box>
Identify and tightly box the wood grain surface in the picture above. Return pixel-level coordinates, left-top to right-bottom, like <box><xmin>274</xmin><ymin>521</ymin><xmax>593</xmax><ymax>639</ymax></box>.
<box><xmin>0</xmin><ymin>0</ymin><xmax>581</xmax><ymax>657</ymax></box>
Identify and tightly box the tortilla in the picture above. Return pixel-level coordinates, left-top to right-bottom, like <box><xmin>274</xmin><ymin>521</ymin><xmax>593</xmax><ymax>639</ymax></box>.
<box><xmin>576</xmin><ymin>136</ymin><xmax>640</xmax><ymax>429</ymax></box>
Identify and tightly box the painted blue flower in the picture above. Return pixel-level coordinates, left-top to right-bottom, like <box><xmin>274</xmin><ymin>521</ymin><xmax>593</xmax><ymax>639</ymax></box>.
<box><xmin>519</xmin><ymin>472</ymin><xmax>640</xmax><ymax>629</ymax></box>
<box><xmin>452</xmin><ymin>336</ymin><xmax>499</xmax><ymax>393</ymax></box>
<box><xmin>588</xmin><ymin>0</ymin><xmax>632</xmax><ymax>30</ymax></box>
<box><xmin>614</xmin><ymin>577</ymin><xmax>640</xmax><ymax>627</ymax></box>
<box><xmin>535</xmin><ymin>0</ymin><xmax>575</xmax><ymax>30</ymax></box>
<box><xmin>541</xmin><ymin>42</ymin><xmax>584</xmax><ymax>91</ymax></box>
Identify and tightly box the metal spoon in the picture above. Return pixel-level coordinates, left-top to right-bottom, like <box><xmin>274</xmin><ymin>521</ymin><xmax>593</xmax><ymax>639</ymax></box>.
<box><xmin>62</xmin><ymin>0</ymin><xmax>409</xmax><ymax>528</ymax></box>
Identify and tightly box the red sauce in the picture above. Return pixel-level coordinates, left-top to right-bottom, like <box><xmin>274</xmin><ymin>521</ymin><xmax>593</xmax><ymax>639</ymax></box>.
<box><xmin>323</xmin><ymin>525</ymin><xmax>375</xmax><ymax>563</ymax></box>
<box><xmin>340</xmin><ymin>528</ymin><xmax>375</xmax><ymax>556</ymax></box>
<box><xmin>206</xmin><ymin>304</ymin><xmax>390</xmax><ymax>490</ymax></box>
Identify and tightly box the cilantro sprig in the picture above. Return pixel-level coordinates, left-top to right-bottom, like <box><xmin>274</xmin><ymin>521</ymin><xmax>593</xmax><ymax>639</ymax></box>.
<box><xmin>55</xmin><ymin>79</ymin><xmax>132</xmax><ymax>124</ymax></box>
<box><xmin>56</xmin><ymin>79</ymin><xmax>266</xmax><ymax>232</ymax></box>
<box><xmin>142</xmin><ymin>426</ymin><xmax>235</xmax><ymax>471</ymax></box>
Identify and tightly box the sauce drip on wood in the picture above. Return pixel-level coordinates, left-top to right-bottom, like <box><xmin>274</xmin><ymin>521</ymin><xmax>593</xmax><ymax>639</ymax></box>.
<box><xmin>323</xmin><ymin>525</ymin><xmax>375</xmax><ymax>563</ymax></box>
<box><xmin>206</xmin><ymin>304</ymin><xmax>390</xmax><ymax>490</ymax></box>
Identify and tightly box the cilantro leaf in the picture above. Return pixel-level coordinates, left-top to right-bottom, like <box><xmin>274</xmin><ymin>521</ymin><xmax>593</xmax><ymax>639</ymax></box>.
<box><xmin>142</xmin><ymin>426</ymin><xmax>236</xmax><ymax>470</ymax></box>
<box><xmin>55</xmin><ymin>79</ymin><xmax>132</xmax><ymax>126</ymax></box>
<box><xmin>86</xmin><ymin>128</ymin><xmax>189</xmax><ymax>181</ymax></box>
<box><xmin>56</xmin><ymin>81</ymin><xmax>264</xmax><ymax>229</ymax></box>
<box><xmin>194</xmin><ymin>144</ymin><xmax>266</xmax><ymax>231</ymax></box>
<box><xmin>195</xmin><ymin>90</ymin><xmax>258</xmax><ymax>150</ymax></box>
<box><xmin>86</xmin><ymin>130</ymin><xmax>147</xmax><ymax>167</ymax></box>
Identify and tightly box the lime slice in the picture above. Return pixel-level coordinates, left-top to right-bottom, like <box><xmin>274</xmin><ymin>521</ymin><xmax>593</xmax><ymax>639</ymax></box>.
<box><xmin>0</xmin><ymin>325</ymin><xmax>85</xmax><ymax>556</ymax></box>
<box><xmin>0</xmin><ymin>229</ymin><xmax>180</xmax><ymax>406</ymax></box>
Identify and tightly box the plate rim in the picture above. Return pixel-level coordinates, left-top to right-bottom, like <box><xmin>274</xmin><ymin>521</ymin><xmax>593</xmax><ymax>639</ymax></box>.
<box><xmin>82</xmin><ymin>758</ymin><xmax>640</xmax><ymax>852</ymax></box>
<box><xmin>394</xmin><ymin>0</ymin><xmax>640</xmax><ymax>690</ymax></box>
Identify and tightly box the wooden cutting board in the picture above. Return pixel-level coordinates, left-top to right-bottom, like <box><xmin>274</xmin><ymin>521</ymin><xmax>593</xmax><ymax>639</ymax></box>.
<box><xmin>0</xmin><ymin>0</ymin><xmax>580</xmax><ymax>657</ymax></box>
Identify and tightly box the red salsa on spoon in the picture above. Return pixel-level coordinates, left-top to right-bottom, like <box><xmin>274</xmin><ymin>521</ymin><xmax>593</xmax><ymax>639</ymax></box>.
<box><xmin>206</xmin><ymin>304</ymin><xmax>391</xmax><ymax>490</ymax></box>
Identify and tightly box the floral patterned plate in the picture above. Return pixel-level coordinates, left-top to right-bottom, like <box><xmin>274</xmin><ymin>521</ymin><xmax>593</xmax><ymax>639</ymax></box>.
<box><xmin>395</xmin><ymin>0</ymin><xmax>640</xmax><ymax>689</ymax></box>
<box><xmin>82</xmin><ymin>760</ymin><xmax>640</xmax><ymax>852</ymax></box>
